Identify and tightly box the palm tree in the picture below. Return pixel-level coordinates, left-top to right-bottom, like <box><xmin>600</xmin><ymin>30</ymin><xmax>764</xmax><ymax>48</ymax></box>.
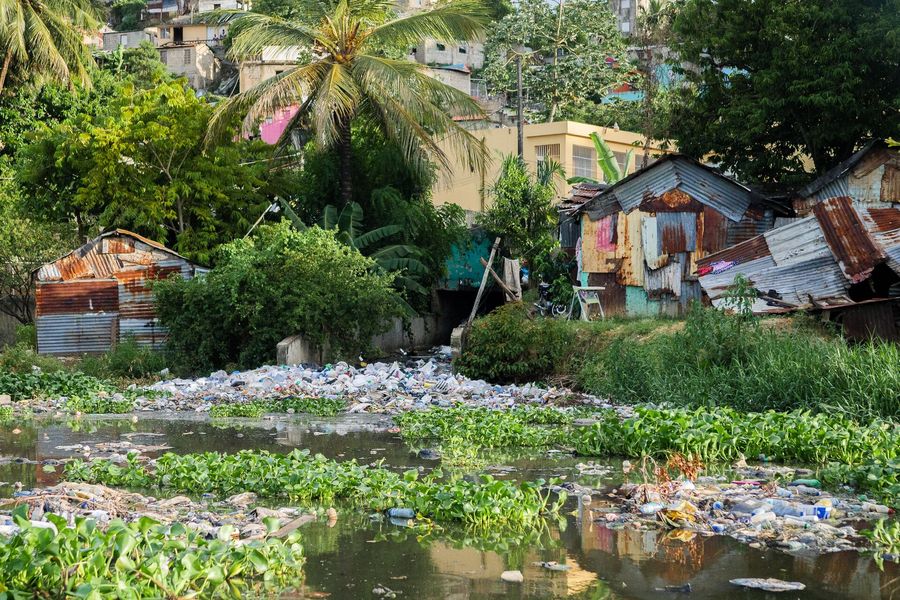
<box><xmin>208</xmin><ymin>0</ymin><xmax>490</xmax><ymax>204</ymax></box>
<box><xmin>566</xmin><ymin>132</ymin><xmax>634</xmax><ymax>185</ymax></box>
<box><xmin>0</xmin><ymin>0</ymin><xmax>97</xmax><ymax>94</ymax></box>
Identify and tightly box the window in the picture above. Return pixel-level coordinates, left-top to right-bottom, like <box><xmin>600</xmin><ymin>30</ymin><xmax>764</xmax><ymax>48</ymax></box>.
<box><xmin>213</xmin><ymin>2</ymin><xmax>221</xmax><ymax>7</ymax></box>
<box><xmin>535</xmin><ymin>144</ymin><xmax>561</xmax><ymax>166</ymax></box>
<box><xmin>159</xmin><ymin>50</ymin><xmax>167</xmax><ymax>64</ymax></box>
<box><xmin>572</xmin><ymin>145</ymin><xmax>596</xmax><ymax>179</ymax></box>
<box><xmin>183</xmin><ymin>49</ymin><xmax>192</xmax><ymax>65</ymax></box>
<box><xmin>410</xmin><ymin>47</ymin><xmax>417</xmax><ymax>54</ymax></box>
<box><xmin>436</xmin><ymin>43</ymin><xmax>446</xmax><ymax>51</ymax></box>
<box><xmin>613</xmin><ymin>151</ymin><xmax>630</xmax><ymax>175</ymax></box>
<box><xmin>458</xmin><ymin>46</ymin><xmax>467</xmax><ymax>54</ymax></box>
<box><xmin>120</xmin><ymin>34</ymin><xmax>128</xmax><ymax>46</ymax></box>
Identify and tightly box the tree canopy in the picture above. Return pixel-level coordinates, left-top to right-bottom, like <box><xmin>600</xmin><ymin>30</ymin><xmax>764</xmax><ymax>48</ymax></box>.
<box><xmin>210</xmin><ymin>0</ymin><xmax>490</xmax><ymax>204</ymax></box>
<box><xmin>481</xmin><ymin>0</ymin><xmax>630</xmax><ymax>122</ymax></box>
<box><xmin>670</xmin><ymin>0</ymin><xmax>900</xmax><ymax>183</ymax></box>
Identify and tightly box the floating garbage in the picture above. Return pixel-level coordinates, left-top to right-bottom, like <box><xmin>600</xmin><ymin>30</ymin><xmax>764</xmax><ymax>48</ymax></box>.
<box><xmin>729</xmin><ymin>578</ymin><xmax>806</xmax><ymax>592</ymax></box>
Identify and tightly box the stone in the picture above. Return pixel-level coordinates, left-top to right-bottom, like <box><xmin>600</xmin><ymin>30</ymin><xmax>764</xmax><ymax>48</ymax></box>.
<box><xmin>501</xmin><ymin>570</ymin><xmax>524</xmax><ymax>583</ymax></box>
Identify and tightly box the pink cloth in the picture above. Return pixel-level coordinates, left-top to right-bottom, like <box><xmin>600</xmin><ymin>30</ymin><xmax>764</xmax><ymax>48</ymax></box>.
<box><xmin>594</xmin><ymin>215</ymin><xmax>616</xmax><ymax>252</ymax></box>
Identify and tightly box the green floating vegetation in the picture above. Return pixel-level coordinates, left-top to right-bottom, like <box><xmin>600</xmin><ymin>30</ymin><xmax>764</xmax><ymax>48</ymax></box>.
<box><xmin>572</xmin><ymin>406</ymin><xmax>898</xmax><ymax>465</ymax></box>
<box><xmin>66</xmin><ymin>449</ymin><xmax>564</xmax><ymax>530</ymax></box>
<box><xmin>861</xmin><ymin>519</ymin><xmax>900</xmax><ymax>568</ymax></box>
<box><xmin>0</xmin><ymin>406</ymin><xmax>11</xmax><ymax>421</ymax></box>
<box><xmin>0</xmin><ymin>370</ymin><xmax>113</xmax><ymax>402</ymax></box>
<box><xmin>0</xmin><ymin>506</ymin><xmax>304</xmax><ymax>599</ymax></box>
<box><xmin>821</xmin><ymin>459</ymin><xmax>900</xmax><ymax>509</ymax></box>
<box><xmin>209</xmin><ymin>397</ymin><xmax>346</xmax><ymax>418</ymax></box>
<box><xmin>65</xmin><ymin>395</ymin><xmax>134</xmax><ymax>415</ymax></box>
<box><xmin>395</xmin><ymin>406</ymin><xmax>579</xmax><ymax>448</ymax></box>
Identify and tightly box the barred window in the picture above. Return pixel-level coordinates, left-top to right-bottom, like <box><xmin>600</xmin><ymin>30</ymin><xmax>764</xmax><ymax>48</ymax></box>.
<box><xmin>535</xmin><ymin>144</ymin><xmax>561</xmax><ymax>166</ymax></box>
<box><xmin>572</xmin><ymin>145</ymin><xmax>595</xmax><ymax>179</ymax></box>
<box><xmin>183</xmin><ymin>49</ymin><xmax>192</xmax><ymax>65</ymax></box>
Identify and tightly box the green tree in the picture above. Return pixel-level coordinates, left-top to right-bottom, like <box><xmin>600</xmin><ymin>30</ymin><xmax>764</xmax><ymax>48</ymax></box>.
<box><xmin>154</xmin><ymin>222</ymin><xmax>404</xmax><ymax>371</ymax></box>
<box><xmin>0</xmin><ymin>162</ymin><xmax>74</xmax><ymax>323</ymax></box>
<box><xmin>670</xmin><ymin>0</ymin><xmax>900</xmax><ymax>183</ymax></box>
<box><xmin>477</xmin><ymin>155</ymin><xmax>563</xmax><ymax>260</ymax></box>
<box><xmin>18</xmin><ymin>80</ymin><xmax>298</xmax><ymax>262</ymax></box>
<box><xmin>0</xmin><ymin>0</ymin><xmax>98</xmax><ymax>93</ymax></box>
<box><xmin>481</xmin><ymin>0</ymin><xmax>630</xmax><ymax>122</ymax></box>
<box><xmin>208</xmin><ymin>0</ymin><xmax>489</xmax><ymax>204</ymax></box>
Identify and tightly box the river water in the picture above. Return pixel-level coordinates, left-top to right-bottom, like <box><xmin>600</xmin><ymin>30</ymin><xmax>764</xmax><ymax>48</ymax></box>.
<box><xmin>0</xmin><ymin>414</ymin><xmax>896</xmax><ymax>599</ymax></box>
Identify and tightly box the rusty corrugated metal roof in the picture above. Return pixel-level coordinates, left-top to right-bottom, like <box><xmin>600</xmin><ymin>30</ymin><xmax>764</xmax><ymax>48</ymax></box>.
<box><xmin>699</xmin><ymin>197</ymin><xmax>900</xmax><ymax>314</ymax></box>
<box><xmin>576</xmin><ymin>155</ymin><xmax>764</xmax><ymax>223</ymax></box>
<box><xmin>813</xmin><ymin>196</ymin><xmax>885</xmax><ymax>282</ymax></box>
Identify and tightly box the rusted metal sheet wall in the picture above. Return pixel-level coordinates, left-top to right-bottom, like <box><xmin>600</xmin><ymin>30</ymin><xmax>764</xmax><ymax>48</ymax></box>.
<box><xmin>700</xmin><ymin>207</ymin><xmax>727</xmax><ymax>254</ymax></box>
<box><xmin>37</xmin><ymin>313</ymin><xmax>118</xmax><ymax>355</ymax></box>
<box><xmin>726</xmin><ymin>209</ymin><xmax>775</xmax><ymax>246</ymax></box>
<box><xmin>813</xmin><ymin>196</ymin><xmax>884</xmax><ymax>282</ymax></box>
<box><xmin>644</xmin><ymin>255</ymin><xmax>683</xmax><ymax>297</ymax></box>
<box><xmin>763</xmin><ymin>216</ymin><xmax>831</xmax><ymax>267</ymax></box>
<box><xmin>641</xmin><ymin>216</ymin><xmax>668</xmax><ymax>270</ymax></box>
<box><xmin>656</xmin><ymin>212</ymin><xmax>697</xmax><ymax>254</ymax></box>
<box><xmin>35</xmin><ymin>230</ymin><xmax>201</xmax><ymax>354</ymax></box>
<box><xmin>581</xmin><ymin>215</ymin><xmax>619</xmax><ymax>273</ymax></box>
<box><xmin>617</xmin><ymin>210</ymin><xmax>645</xmax><ymax>287</ymax></box>
<box><xmin>839</xmin><ymin>302</ymin><xmax>899</xmax><ymax>342</ymax></box>
<box><xmin>587</xmin><ymin>273</ymin><xmax>626</xmax><ymax>315</ymax></box>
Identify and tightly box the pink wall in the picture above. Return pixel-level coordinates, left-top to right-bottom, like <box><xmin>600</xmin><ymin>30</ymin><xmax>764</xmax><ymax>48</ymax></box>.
<box><xmin>259</xmin><ymin>105</ymin><xmax>300</xmax><ymax>145</ymax></box>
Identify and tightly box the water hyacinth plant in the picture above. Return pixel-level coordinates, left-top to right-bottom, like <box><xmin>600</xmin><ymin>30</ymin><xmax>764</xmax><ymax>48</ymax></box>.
<box><xmin>209</xmin><ymin>397</ymin><xmax>346</xmax><ymax>418</ymax></box>
<box><xmin>0</xmin><ymin>506</ymin><xmax>305</xmax><ymax>598</ymax></box>
<box><xmin>66</xmin><ymin>449</ymin><xmax>564</xmax><ymax>530</ymax></box>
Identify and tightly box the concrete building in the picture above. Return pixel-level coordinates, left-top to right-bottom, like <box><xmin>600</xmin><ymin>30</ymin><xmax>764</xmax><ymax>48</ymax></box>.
<box><xmin>608</xmin><ymin>0</ymin><xmax>651</xmax><ymax>35</ymax></box>
<box><xmin>410</xmin><ymin>39</ymin><xmax>484</xmax><ymax>70</ymax></box>
<box><xmin>157</xmin><ymin>43</ymin><xmax>220</xmax><ymax>90</ymax></box>
<box><xmin>432</xmin><ymin>120</ymin><xmax>670</xmax><ymax>214</ymax></box>
<box><xmin>197</xmin><ymin>0</ymin><xmax>249</xmax><ymax>11</ymax></box>
<box><xmin>238</xmin><ymin>46</ymin><xmax>303</xmax><ymax>92</ymax></box>
<box><xmin>424</xmin><ymin>64</ymin><xmax>472</xmax><ymax>95</ymax></box>
<box><xmin>103</xmin><ymin>30</ymin><xmax>155</xmax><ymax>51</ymax></box>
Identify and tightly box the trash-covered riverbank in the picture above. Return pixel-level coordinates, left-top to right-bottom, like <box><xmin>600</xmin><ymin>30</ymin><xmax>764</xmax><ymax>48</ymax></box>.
<box><xmin>13</xmin><ymin>347</ymin><xmax>618</xmax><ymax>415</ymax></box>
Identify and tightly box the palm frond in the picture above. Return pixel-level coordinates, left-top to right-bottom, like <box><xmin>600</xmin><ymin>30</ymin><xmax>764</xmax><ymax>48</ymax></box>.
<box><xmin>365</xmin><ymin>0</ymin><xmax>489</xmax><ymax>48</ymax></box>
<box><xmin>320</xmin><ymin>204</ymin><xmax>338</xmax><ymax>229</ymax></box>
<box><xmin>227</xmin><ymin>12</ymin><xmax>325</xmax><ymax>58</ymax></box>
<box><xmin>375</xmin><ymin>254</ymin><xmax>430</xmax><ymax>276</ymax></box>
<box><xmin>311</xmin><ymin>62</ymin><xmax>361</xmax><ymax>148</ymax></box>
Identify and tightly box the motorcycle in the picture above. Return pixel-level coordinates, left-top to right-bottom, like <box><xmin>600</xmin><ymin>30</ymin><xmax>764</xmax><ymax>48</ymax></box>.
<box><xmin>533</xmin><ymin>282</ymin><xmax>568</xmax><ymax>318</ymax></box>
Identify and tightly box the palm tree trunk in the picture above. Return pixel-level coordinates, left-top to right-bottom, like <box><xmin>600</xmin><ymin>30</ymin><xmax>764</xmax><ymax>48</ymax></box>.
<box><xmin>337</xmin><ymin>120</ymin><xmax>353</xmax><ymax>205</ymax></box>
<box><xmin>0</xmin><ymin>49</ymin><xmax>12</xmax><ymax>95</ymax></box>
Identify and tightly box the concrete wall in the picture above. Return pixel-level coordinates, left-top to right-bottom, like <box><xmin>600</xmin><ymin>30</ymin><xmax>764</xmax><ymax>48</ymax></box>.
<box><xmin>276</xmin><ymin>315</ymin><xmax>444</xmax><ymax>365</ymax></box>
<box><xmin>412</xmin><ymin>39</ymin><xmax>484</xmax><ymax>69</ymax></box>
<box><xmin>424</xmin><ymin>67</ymin><xmax>470</xmax><ymax>95</ymax></box>
<box><xmin>103</xmin><ymin>31</ymin><xmax>153</xmax><ymax>51</ymax></box>
<box><xmin>432</xmin><ymin>121</ymin><xmax>671</xmax><ymax>213</ymax></box>
<box><xmin>158</xmin><ymin>43</ymin><xmax>219</xmax><ymax>90</ymax></box>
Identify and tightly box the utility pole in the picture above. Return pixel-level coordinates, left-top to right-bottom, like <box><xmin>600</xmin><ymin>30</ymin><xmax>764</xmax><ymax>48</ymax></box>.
<box><xmin>516</xmin><ymin>53</ymin><xmax>524</xmax><ymax>158</ymax></box>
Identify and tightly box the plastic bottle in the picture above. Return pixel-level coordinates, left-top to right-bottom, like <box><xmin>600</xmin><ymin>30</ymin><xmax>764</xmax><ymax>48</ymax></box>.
<box><xmin>764</xmin><ymin>499</ymin><xmax>802</xmax><ymax>517</ymax></box>
<box><xmin>750</xmin><ymin>511</ymin><xmax>776</xmax><ymax>524</ymax></box>
<box><xmin>790</xmin><ymin>478</ymin><xmax>821</xmax><ymax>488</ymax></box>
<box><xmin>387</xmin><ymin>508</ymin><xmax>415</xmax><ymax>519</ymax></box>
<box><xmin>775</xmin><ymin>487</ymin><xmax>794</xmax><ymax>498</ymax></box>
<box><xmin>794</xmin><ymin>485</ymin><xmax>821</xmax><ymax>496</ymax></box>
<box><xmin>862</xmin><ymin>502</ymin><xmax>891</xmax><ymax>514</ymax></box>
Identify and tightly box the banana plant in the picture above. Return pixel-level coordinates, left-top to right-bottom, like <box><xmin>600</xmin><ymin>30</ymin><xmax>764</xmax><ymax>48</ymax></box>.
<box><xmin>567</xmin><ymin>132</ymin><xmax>634</xmax><ymax>185</ymax></box>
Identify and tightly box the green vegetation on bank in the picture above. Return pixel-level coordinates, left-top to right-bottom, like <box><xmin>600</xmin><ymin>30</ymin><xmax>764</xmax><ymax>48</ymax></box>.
<box><xmin>396</xmin><ymin>406</ymin><xmax>577</xmax><ymax>448</ymax></box>
<box><xmin>456</xmin><ymin>303</ymin><xmax>900</xmax><ymax>420</ymax></box>
<box><xmin>209</xmin><ymin>397</ymin><xmax>346</xmax><ymax>418</ymax></box>
<box><xmin>66</xmin><ymin>449</ymin><xmax>564</xmax><ymax>530</ymax></box>
<box><xmin>0</xmin><ymin>506</ymin><xmax>304</xmax><ymax>599</ymax></box>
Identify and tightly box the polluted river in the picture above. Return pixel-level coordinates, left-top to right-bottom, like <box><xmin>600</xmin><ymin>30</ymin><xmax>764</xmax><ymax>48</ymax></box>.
<box><xmin>0</xmin><ymin>353</ymin><xmax>898</xmax><ymax>598</ymax></box>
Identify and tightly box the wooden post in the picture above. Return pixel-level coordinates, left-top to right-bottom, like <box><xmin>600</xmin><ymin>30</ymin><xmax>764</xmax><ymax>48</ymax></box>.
<box><xmin>465</xmin><ymin>237</ymin><xmax>501</xmax><ymax>330</ymax></box>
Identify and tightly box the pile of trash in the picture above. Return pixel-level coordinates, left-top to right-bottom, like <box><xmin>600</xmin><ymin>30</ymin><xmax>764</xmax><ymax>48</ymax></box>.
<box><xmin>131</xmin><ymin>349</ymin><xmax>612</xmax><ymax>414</ymax></box>
<box><xmin>0</xmin><ymin>482</ymin><xmax>324</xmax><ymax>541</ymax></box>
<box><xmin>587</xmin><ymin>463</ymin><xmax>890</xmax><ymax>556</ymax></box>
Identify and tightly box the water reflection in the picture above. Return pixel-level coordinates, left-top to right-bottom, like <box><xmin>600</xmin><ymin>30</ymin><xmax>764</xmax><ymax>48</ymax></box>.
<box><xmin>0</xmin><ymin>415</ymin><xmax>897</xmax><ymax>599</ymax></box>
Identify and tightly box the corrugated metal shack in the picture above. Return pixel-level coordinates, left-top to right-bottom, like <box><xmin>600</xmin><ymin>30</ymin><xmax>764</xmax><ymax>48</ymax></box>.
<box><xmin>566</xmin><ymin>155</ymin><xmax>786</xmax><ymax>317</ymax></box>
<box><xmin>698</xmin><ymin>197</ymin><xmax>900</xmax><ymax>340</ymax></box>
<box><xmin>794</xmin><ymin>141</ymin><xmax>900</xmax><ymax>216</ymax></box>
<box><xmin>34</xmin><ymin>230</ymin><xmax>205</xmax><ymax>355</ymax></box>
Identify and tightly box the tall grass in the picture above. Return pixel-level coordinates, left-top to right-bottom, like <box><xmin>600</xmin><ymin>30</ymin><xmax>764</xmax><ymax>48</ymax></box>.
<box><xmin>457</xmin><ymin>304</ymin><xmax>900</xmax><ymax>420</ymax></box>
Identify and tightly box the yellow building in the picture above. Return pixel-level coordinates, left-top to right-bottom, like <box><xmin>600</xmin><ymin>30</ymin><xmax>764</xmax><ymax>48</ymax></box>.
<box><xmin>432</xmin><ymin>120</ymin><xmax>671</xmax><ymax>214</ymax></box>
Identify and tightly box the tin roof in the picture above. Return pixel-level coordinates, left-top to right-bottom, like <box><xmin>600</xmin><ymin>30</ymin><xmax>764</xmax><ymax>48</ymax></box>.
<box><xmin>698</xmin><ymin>196</ymin><xmax>900</xmax><ymax>313</ymax></box>
<box><xmin>573</xmin><ymin>154</ymin><xmax>774</xmax><ymax>223</ymax></box>
<box><xmin>795</xmin><ymin>140</ymin><xmax>878</xmax><ymax>199</ymax></box>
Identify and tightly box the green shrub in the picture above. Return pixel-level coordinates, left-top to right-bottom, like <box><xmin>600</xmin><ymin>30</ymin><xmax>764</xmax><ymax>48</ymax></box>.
<box><xmin>0</xmin><ymin>342</ymin><xmax>68</xmax><ymax>374</ymax></box>
<box><xmin>154</xmin><ymin>223</ymin><xmax>405</xmax><ymax>373</ymax></box>
<box><xmin>65</xmin><ymin>395</ymin><xmax>134</xmax><ymax>414</ymax></box>
<box><xmin>454</xmin><ymin>303</ymin><xmax>572</xmax><ymax>382</ymax></box>
<box><xmin>79</xmin><ymin>337</ymin><xmax>167</xmax><ymax>379</ymax></box>
<box><xmin>14</xmin><ymin>324</ymin><xmax>36</xmax><ymax>348</ymax></box>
